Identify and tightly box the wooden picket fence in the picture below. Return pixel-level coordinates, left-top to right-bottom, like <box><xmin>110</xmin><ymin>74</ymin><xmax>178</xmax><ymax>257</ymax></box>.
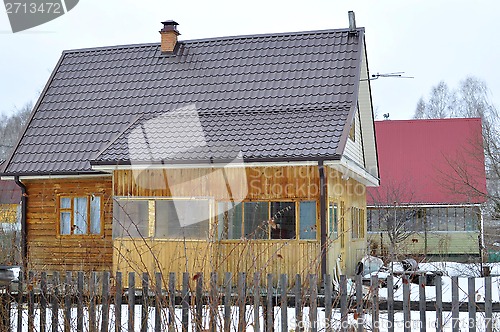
<box><xmin>0</xmin><ymin>271</ymin><xmax>498</xmax><ymax>331</ymax></box>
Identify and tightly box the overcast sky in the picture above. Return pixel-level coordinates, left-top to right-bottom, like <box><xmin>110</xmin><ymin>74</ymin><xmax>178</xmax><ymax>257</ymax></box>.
<box><xmin>1</xmin><ymin>0</ymin><xmax>499</xmax><ymax>120</ymax></box>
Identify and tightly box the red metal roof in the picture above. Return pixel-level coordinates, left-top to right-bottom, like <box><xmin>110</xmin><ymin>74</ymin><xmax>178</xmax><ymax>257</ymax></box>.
<box><xmin>367</xmin><ymin>118</ymin><xmax>487</xmax><ymax>205</ymax></box>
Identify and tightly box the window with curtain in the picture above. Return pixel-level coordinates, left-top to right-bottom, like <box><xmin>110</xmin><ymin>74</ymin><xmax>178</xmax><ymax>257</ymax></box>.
<box><xmin>59</xmin><ymin>195</ymin><xmax>102</xmax><ymax>236</ymax></box>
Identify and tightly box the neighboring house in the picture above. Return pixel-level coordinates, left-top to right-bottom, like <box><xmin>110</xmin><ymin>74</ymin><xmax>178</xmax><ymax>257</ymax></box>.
<box><xmin>1</xmin><ymin>16</ymin><xmax>379</xmax><ymax>279</ymax></box>
<box><xmin>367</xmin><ymin>118</ymin><xmax>487</xmax><ymax>261</ymax></box>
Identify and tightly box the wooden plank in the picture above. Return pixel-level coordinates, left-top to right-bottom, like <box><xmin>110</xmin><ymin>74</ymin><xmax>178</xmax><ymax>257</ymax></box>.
<box><xmin>419</xmin><ymin>274</ymin><xmax>426</xmax><ymax>332</ymax></box>
<box><xmin>324</xmin><ymin>274</ymin><xmax>332</xmax><ymax>332</ymax></box>
<box><xmin>237</xmin><ymin>273</ymin><xmax>246</xmax><ymax>332</ymax></box>
<box><xmin>128</xmin><ymin>272</ymin><xmax>135</xmax><ymax>332</ymax></box>
<box><xmin>371</xmin><ymin>275</ymin><xmax>379</xmax><ymax>332</ymax></box>
<box><xmin>485</xmin><ymin>276</ymin><xmax>492</xmax><ymax>332</ymax></box>
<box><xmin>51</xmin><ymin>272</ymin><xmax>59</xmax><ymax>332</ymax></box>
<box><xmin>435</xmin><ymin>275</ymin><xmax>443</xmax><ymax>332</ymax></box>
<box><xmin>224</xmin><ymin>272</ymin><xmax>231</xmax><ymax>332</ymax></box>
<box><xmin>168</xmin><ymin>272</ymin><xmax>175</xmax><ymax>332</ymax></box>
<box><xmin>28</xmin><ymin>271</ymin><xmax>34</xmax><ymax>332</ymax></box>
<box><xmin>468</xmin><ymin>277</ymin><xmax>475</xmax><ymax>332</ymax></box>
<box><xmin>77</xmin><ymin>272</ymin><xmax>84</xmax><ymax>332</ymax></box>
<box><xmin>101</xmin><ymin>272</ymin><xmax>110</xmax><ymax>332</ymax></box>
<box><xmin>355</xmin><ymin>275</ymin><xmax>363</xmax><ymax>332</ymax></box>
<box><xmin>387</xmin><ymin>276</ymin><xmax>394</xmax><ymax>332</ymax></box>
<box><xmin>141</xmin><ymin>273</ymin><xmax>149</xmax><ymax>332</ymax></box>
<box><xmin>17</xmin><ymin>271</ymin><xmax>23</xmax><ymax>332</ymax></box>
<box><xmin>295</xmin><ymin>274</ymin><xmax>303</xmax><ymax>332</ymax></box>
<box><xmin>64</xmin><ymin>271</ymin><xmax>72</xmax><ymax>332</ymax></box>
<box><xmin>340</xmin><ymin>275</ymin><xmax>347</xmax><ymax>332</ymax></box>
<box><xmin>403</xmin><ymin>275</ymin><xmax>410</xmax><ymax>332</ymax></box>
<box><xmin>181</xmin><ymin>272</ymin><xmax>189</xmax><ymax>331</ymax></box>
<box><xmin>451</xmin><ymin>276</ymin><xmax>459</xmax><ymax>332</ymax></box>
<box><xmin>209</xmin><ymin>272</ymin><xmax>218</xmax><ymax>332</ymax></box>
<box><xmin>195</xmin><ymin>273</ymin><xmax>203</xmax><ymax>332</ymax></box>
<box><xmin>155</xmin><ymin>272</ymin><xmax>162</xmax><ymax>332</ymax></box>
<box><xmin>40</xmin><ymin>271</ymin><xmax>47</xmax><ymax>332</ymax></box>
<box><xmin>280</xmin><ymin>274</ymin><xmax>287</xmax><ymax>332</ymax></box>
<box><xmin>115</xmin><ymin>272</ymin><xmax>122</xmax><ymax>332</ymax></box>
<box><xmin>253</xmin><ymin>273</ymin><xmax>261</xmax><ymax>332</ymax></box>
<box><xmin>309</xmin><ymin>274</ymin><xmax>318</xmax><ymax>332</ymax></box>
<box><xmin>89</xmin><ymin>272</ymin><xmax>97</xmax><ymax>332</ymax></box>
<box><xmin>266</xmin><ymin>273</ymin><xmax>273</xmax><ymax>332</ymax></box>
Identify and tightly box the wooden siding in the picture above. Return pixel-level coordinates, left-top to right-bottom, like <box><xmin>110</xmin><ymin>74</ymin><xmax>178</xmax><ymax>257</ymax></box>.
<box><xmin>114</xmin><ymin>166</ymin><xmax>320</xmax><ymax>200</ymax></box>
<box><xmin>326</xmin><ymin>167</ymin><xmax>367</xmax><ymax>275</ymax></box>
<box><xmin>24</xmin><ymin>176</ymin><xmax>113</xmax><ymax>272</ymax></box>
<box><xmin>368</xmin><ymin>231</ymin><xmax>481</xmax><ymax>256</ymax></box>
<box><xmin>114</xmin><ymin>239</ymin><xmax>320</xmax><ymax>286</ymax></box>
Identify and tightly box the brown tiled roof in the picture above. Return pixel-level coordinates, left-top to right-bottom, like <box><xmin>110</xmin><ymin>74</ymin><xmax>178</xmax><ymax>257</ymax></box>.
<box><xmin>3</xmin><ymin>28</ymin><xmax>364</xmax><ymax>174</ymax></box>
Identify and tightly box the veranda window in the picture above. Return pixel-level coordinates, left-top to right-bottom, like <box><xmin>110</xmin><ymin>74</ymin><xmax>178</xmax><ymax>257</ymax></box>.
<box><xmin>217</xmin><ymin>201</ymin><xmax>317</xmax><ymax>240</ymax></box>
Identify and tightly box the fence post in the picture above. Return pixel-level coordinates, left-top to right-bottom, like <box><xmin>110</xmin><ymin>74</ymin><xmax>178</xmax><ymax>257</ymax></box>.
<box><xmin>295</xmin><ymin>274</ymin><xmax>302</xmax><ymax>332</ymax></box>
<box><xmin>101</xmin><ymin>272</ymin><xmax>110</xmax><ymax>332</ymax></box>
<box><xmin>209</xmin><ymin>272</ymin><xmax>218</xmax><ymax>332</ymax></box>
<box><xmin>141</xmin><ymin>273</ymin><xmax>149</xmax><ymax>332</ymax></box>
<box><xmin>485</xmin><ymin>276</ymin><xmax>492</xmax><ymax>332</ymax></box>
<box><xmin>64</xmin><ymin>272</ymin><xmax>71</xmax><ymax>332</ymax></box>
<box><xmin>266</xmin><ymin>273</ymin><xmax>273</xmax><ymax>332</ymax></box>
<box><xmin>51</xmin><ymin>272</ymin><xmax>59</xmax><ymax>332</ymax></box>
<box><xmin>324</xmin><ymin>274</ymin><xmax>332</xmax><ymax>332</ymax></box>
<box><xmin>237</xmin><ymin>273</ymin><xmax>246</xmax><ymax>332</ymax></box>
<box><xmin>224</xmin><ymin>272</ymin><xmax>232</xmax><ymax>332</ymax></box>
<box><xmin>435</xmin><ymin>275</ymin><xmax>443</xmax><ymax>332</ymax></box>
<box><xmin>340</xmin><ymin>275</ymin><xmax>347</xmax><ymax>332</ymax></box>
<box><xmin>253</xmin><ymin>273</ymin><xmax>261</xmax><ymax>332</ymax></box>
<box><xmin>40</xmin><ymin>271</ymin><xmax>47</xmax><ymax>332</ymax></box>
<box><xmin>403</xmin><ymin>274</ymin><xmax>410</xmax><ymax>332</ymax></box>
<box><xmin>168</xmin><ymin>272</ymin><xmax>176</xmax><ymax>332</ymax></box>
<box><xmin>451</xmin><ymin>276</ymin><xmax>459</xmax><ymax>332</ymax></box>
<box><xmin>355</xmin><ymin>274</ymin><xmax>363</xmax><ymax>332</ymax></box>
<box><xmin>418</xmin><ymin>274</ymin><xmax>426</xmax><ymax>332</ymax></box>
<box><xmin>371</xmin><ymin>275</ymin><xmax>379</xmax><ymax>332</ymax></box>
<box><xmin>280</xmin><ymin>274</ymin><xmax>287</xmax><ymax>332</ymax></box>
<box><xmin>77</xmin><ymin>272</ymin><xmax>84</xmax><ymax>332</ymax></box>
<box><xmin>115</xmin><ymin>272</ymin><xmax>122</xmax><ymax>332</ymax></box>
<box><xmin>195</xmin><ymin>273</ymin><xmax>203</xmax><ymax>332</ymax></box>
<box><xmin>154</xmin><ymin>272</ymin><xmax>162</xmax><ymax>332</ymax></box>
<box><xmin>17</xmin><ymin>270</ymin><xmax>23</xmax><ymax>332</ymax></box>
<box><xmin>128</xmin><ymin>272</ymin><xmax>135</xmax><ymax>332</ymax></box>
<box><xmin>181</xmin><ymin>272</ymin><xmax>189</xmax><ymax>332</ymax></box>
<box><xmin>28</xmin><ymin>271</ymin><xmax>34</xmax><ymax>332</ymax></box>
<box><xmin>309</xmin><ymin>274</ymin><xmax>318</xmax><ymax>332</ymax></box>
<box><xmin>89</xmin><ymin>272</ymin><xmax>97</xmax><ymax>332</ymax></box>
<box><xmin>387</xmin><ymin>275</ymin><xmax>394</xmax><ymax>332</ymax></box>
<box><xmin>468</xmin><ymin>277</ymin><xmax>475</xmax><ymax>332</ymax></box>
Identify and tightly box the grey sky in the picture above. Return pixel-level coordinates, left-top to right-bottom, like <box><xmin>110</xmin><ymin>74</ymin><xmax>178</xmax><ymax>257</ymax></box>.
<box><xmin>1</xmin><ymin>0</ymin><xmax>499</xmax><ymax>120</ymax></box>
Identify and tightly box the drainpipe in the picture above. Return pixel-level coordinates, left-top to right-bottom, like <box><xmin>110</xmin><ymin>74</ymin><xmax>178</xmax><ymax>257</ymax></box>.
<box><xmin>14</xmin><ymin>176</ymin><xmax>27</xmax><ymax>274</ymax></box>
<box><xmin>318</xmin><ymin>160</ymin><xmax>327</xmax><ymax>278</ymax></box>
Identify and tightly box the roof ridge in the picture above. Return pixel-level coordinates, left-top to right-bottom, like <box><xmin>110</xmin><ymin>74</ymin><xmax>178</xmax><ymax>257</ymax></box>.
<box><xmin>62</xmin><ymin>27</ymin><xmax>365</xmax><ymax>54</ymax></box>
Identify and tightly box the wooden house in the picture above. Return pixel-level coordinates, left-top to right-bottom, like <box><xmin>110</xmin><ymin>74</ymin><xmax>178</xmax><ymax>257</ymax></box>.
<box><xmin>1</xmin><ymin>17</ymin><xmax>379</xmax><ymax>279</ymax></box>
<box><xmin>367</xmin><ymin>118</ymin><xmax>487</xmax><ymax>261</ymax></box>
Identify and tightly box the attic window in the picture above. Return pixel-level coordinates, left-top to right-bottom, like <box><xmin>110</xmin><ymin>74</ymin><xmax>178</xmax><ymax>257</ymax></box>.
<box><xmin>349</xmin><ymin>117</ymin><xmax>356</xmax><ymax>141</ymax></box>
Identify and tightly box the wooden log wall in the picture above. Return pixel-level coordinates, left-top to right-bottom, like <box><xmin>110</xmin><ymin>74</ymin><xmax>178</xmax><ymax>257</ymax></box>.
<box><xmin>24</xmin><ymin>176</ymin><xmax>113</xmax><ymax>272</ymax></box>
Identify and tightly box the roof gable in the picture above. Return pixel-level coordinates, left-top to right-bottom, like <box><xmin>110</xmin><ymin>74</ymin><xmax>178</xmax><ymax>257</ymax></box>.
<box><xmin>367</xmin><ymin>118</ymin><xmax>487</xmax><ymax>205</ymax></box>
<box><xmin>3</xmin><ymin>28</ymin><xmax>366</xmax><ymax>175</ymax></box>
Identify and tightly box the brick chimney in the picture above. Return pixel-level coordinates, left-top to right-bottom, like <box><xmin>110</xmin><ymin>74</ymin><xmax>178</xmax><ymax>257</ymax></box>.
<box><xmin>159</xmin><ymin>20</ymin><xmax>180</xmax><ymax>53</ymax></box>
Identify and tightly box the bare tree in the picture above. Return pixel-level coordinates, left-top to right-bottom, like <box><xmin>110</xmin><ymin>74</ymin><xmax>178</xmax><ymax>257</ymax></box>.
<box><xmin>0</xmin><ymin>102</ymin><xmax>32</xmax><ymax>160</ymax></box>
<box><xmin>413</xmin><ymin>77</ymin><xmax>500</xmax><ymax>219</ymax></box>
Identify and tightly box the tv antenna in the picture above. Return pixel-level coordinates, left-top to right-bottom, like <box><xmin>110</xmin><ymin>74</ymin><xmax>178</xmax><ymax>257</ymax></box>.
<box><xmin>361</xmin><ymin>72</ymin><xmax>414</xmax><ymax>81</ymax></box>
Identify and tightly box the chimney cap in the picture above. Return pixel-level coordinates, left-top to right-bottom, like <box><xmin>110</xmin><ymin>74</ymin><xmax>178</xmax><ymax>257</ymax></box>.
<box><xmin>161</xmin><ymin>20</ymin><xmax>179</xmax><ymax>26</ymax></box>
<box><xmin>160</xmin><ymin>20</ymin><xmax>180</xmax><ymax>34</ymax></box>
